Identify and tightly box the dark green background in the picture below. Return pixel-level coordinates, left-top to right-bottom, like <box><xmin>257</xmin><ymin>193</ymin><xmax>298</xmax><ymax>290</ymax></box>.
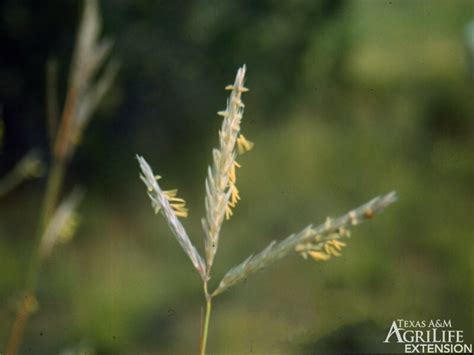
<box><xmin>1</xmin><ymin>0</ymin><xmax>473</xmax><ymax>353</ymax></box>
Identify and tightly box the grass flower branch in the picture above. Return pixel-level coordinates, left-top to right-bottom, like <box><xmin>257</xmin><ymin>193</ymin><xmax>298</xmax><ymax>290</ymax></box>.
<box><xmin>203</xmin><ymin>65</ymin><xmax>251</xmax><ymax>275</ymax></box>
<box><xmin>137</xmin><ymin>155</ymin><xmax>206</xmax><ymax>280</ymax></box>
<box><xmin>211</xmin><ymin>191</ymin><xmax>397</xmax><ymax>297</ymax></box>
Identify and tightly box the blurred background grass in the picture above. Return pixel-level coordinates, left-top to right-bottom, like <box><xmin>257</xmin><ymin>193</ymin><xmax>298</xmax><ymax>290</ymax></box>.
<box><xmin>0</xmin><ymin>0</ymin><xmax>473</xmax><ymax>353</ymax></box>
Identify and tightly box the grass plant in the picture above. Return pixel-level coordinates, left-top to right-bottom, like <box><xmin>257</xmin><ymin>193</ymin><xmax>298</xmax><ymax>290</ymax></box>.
<box><xmin>137</xmin><ymin>65</ymin><xmax>397</xmax><ymax>355</ymax></box>
<box><xmin>3</xmin><ymin>1</ymin><xmax>117</xmax><ymax>353</ymax></box>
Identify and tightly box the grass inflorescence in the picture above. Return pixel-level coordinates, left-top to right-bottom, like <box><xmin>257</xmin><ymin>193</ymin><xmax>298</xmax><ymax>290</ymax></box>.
<box><xmin>137</xmin><ymin>65</ymin><xmax>397</xmax><ymax>354</ymax></box>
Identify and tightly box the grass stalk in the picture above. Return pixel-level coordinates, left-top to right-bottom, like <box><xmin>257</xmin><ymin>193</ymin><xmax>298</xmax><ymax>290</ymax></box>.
<box><xmin>4</xmin><ymin>292</ymin><xmax>35</xmax><ymax>355</ymax></box>
<box><xmin>199</xmin><ymin>283</ymin><xmax>212</xmax><ymax>355</ymax></box>
<box><xmin>5</xmin><ymin>1</ymin><xmax>116</xmax><ymax>352</ymax></box>
<box><xmin>41</xmin><ymin>159</ymin><xmax>66</xmax><ymax>231</ymax></box>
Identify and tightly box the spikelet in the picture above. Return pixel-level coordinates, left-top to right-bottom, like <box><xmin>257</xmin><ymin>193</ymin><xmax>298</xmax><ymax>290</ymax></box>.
<box><xmin>0</xmin><ymin>150</ymin><xmax>45</xmax><ymax>197</ymax></box>
<box><xmin>202</xmin><ymin>65</ymin><xmax>253</xmax><ymax>274</ymax></box>
<box><xmin>38</xmin><ymin>189</ymin><xmax>83</xmax><ymax>260</ymax></box>
<box><xmin>57</xmin><ymin>212</ymin><xmax>80</xmax><ymax>244</ymax></box>
<box><xmin>297</xmin><ymin>230</ymin><xmax>348</xmax><ymax>262</ymax></box>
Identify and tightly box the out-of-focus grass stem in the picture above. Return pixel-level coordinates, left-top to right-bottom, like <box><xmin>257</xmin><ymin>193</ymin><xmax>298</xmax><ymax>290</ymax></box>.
<box><xmin>5</xmin><ymin>0</ymin><xmax>116</xmax><ymax>352</ymax></box>
<box><xmin>45</xmin><ymin>58</ymin><xmax>59</xmax><ymax>144</ymax></box>
<box><xmin>6</xmin><ymin>124</ymin><xmax>69</xmax><ymax>355</ymax></box>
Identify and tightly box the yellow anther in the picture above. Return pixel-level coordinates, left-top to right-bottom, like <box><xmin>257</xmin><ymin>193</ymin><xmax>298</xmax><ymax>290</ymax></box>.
<box><xmin>308</xmin><ymin>251</ymin><xmax>331</xmax><ymax>261</ymax></box>
<box><xmin>237</xmin><ymin>134</ymin><xmax>254</xmax><ymax>155</ymax></box>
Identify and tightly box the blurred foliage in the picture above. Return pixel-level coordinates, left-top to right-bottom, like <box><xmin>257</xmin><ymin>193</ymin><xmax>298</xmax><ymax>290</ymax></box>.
<box><xmin>0</xmin><ymin>0</ymin><xmax>473</xmax><ymax>353</ymax></box>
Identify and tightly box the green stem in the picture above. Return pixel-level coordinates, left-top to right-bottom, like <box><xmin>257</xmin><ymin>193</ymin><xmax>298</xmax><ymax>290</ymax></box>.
<box><xmin>26</xmin><ymin>159</ymin><xmax>65</xmax><ymax>290</ymax></box>
<box><xmin>199</xmin><ymin>284</ymin><xmax>212</xmax><ymax>355</ymax></box>
<box><xmin>41</xmin><ymin>159</ymin><xmax>65</xmax><ymax>231</ymax></box>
